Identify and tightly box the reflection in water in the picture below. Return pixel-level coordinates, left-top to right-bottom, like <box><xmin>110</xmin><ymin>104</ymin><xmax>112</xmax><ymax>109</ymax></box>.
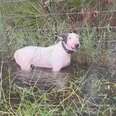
<box><xmin>13</xmin><ymin>60</ymin><xmax>79</xmax><ymax>90</ymax></box>
<box><xmin>14</xmin><ymin>68</ymin><xmax>70</xmax><ymax>90</ymax></box>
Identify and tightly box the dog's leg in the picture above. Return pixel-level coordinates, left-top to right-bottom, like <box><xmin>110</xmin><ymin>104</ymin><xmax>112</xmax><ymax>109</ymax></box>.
<box><xmin>52</xmin><ymin>65</ymin><xmax>62</xmax><ymax>72</ymax></box>
<box><xmin>20</xmin><ymin>64</ymin><xmax>31</xmax><ymax>72</ymax></box>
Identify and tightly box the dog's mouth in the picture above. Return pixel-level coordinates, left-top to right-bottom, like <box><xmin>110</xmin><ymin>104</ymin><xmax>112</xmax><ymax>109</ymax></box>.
<box><xmin>71</xmin><ymin>44</ymin><xmax>80</xmax><ymax>51</ymax></box>
<box><xmin>71</xmin><ymin>47</ymin><xmax>77</xmax><ymax>52</ymax></box>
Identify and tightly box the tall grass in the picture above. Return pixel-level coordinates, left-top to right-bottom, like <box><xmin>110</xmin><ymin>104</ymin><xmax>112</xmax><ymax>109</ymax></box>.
<box><xmin>0</xmin><ymin>0</ymin><xmax>116</xmax><ymax>116</ymax></box>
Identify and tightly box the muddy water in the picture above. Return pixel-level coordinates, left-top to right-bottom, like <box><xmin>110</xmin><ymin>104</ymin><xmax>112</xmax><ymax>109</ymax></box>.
<box><xmin>12</xmin><ymin>40</ymin><xmax>115</xmax><ymax>92</ymax></box>
<box><xmin>14</xmin><ymin>69</ymin><xmax>69</xmax><ymax>90</ymax></box>
<box><xmin>11</xmin><ymin>40</ymin><xmax>115</xmax><ymax>92</ymax></box>
<box><xmin>1</xmin><ymin>39</ymin><xmax>115</xmax><ymax>115</ymax></box>
<box><xmin>81</xmin><ymin>39</ymin><xmax>116</xmax><ymax>107</ymax></box>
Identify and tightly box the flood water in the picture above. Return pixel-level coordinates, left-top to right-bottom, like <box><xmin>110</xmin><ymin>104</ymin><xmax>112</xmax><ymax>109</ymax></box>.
<box><xmin>1</xmin><ymin>39</ymin><xmax>116</xmax><ymax>115</ymax></box>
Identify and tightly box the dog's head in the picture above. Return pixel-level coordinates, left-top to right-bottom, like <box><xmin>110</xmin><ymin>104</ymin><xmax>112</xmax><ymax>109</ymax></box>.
<box><xmin>59</xmin><ymin>32</ymin><xmax>80</xmax><ymax>51</ymax></box>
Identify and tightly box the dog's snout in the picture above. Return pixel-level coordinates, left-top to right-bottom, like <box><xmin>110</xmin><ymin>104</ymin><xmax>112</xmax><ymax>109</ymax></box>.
<box><xmin>75</xmin><ymin>44</ymin><xmax>80</xmax><ymax>48</ymax></box>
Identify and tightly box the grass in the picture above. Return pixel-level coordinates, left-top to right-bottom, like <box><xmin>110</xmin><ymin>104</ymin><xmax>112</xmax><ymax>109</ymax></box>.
<box><xmin>0</xmin><ymin>70</ymin><xmax>116</xmax><ymax>116</ymax></box>
<box><xmin>0</xmin><ymin>0</ymin><xmax>116</xmax><ymax>116</ymax></box>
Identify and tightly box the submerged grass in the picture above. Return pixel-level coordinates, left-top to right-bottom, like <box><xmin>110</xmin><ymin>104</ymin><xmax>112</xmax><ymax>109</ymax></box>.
<box><xmin>0</xmin><ymin>68</ymin><xmax>116</xmax><ymax>116</ymax></box>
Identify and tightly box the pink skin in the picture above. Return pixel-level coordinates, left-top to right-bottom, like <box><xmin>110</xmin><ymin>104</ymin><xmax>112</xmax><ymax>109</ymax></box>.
<box><xmin>66</xmin><ymin>33</ymin><xmax>80</xmax><ymax>51</ymax></box>
<box><xmin>14</xmin><ymin>33</ymin><xmax>80</xmax><ymax>72</ymax></box>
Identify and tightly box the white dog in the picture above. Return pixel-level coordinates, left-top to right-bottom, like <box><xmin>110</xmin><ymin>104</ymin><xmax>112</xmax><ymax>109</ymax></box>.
<box><xmin>14</xmin><ymin>32</ymin><xmax>80</xmax><ymax>72</ymax></box>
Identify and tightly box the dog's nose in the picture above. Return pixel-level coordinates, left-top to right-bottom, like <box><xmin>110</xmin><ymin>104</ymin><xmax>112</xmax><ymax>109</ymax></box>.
<box><xmin>75</xmin><ymin>44</ymin><xmax>80</xmax><ymax>48</ymax></box>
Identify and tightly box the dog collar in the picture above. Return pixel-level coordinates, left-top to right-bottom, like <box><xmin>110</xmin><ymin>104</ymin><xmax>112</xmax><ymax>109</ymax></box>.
<box><xmin>61</xmin><ymin>41</ymin><xmax>74</xmax><ymax>54</ymax></box>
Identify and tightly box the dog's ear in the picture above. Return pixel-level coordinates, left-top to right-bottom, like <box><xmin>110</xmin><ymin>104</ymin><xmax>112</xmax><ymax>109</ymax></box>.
<box><xmin>59</xmin><ymin>33</ymin><xmax>69</xmax><ymax>43</ymax></box>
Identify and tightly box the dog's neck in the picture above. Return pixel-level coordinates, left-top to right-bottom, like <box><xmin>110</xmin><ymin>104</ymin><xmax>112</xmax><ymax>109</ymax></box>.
<box><xmin>61</xmin><ymin>41</ymin><xmax>74</xmax><ymax>54</ymax></box>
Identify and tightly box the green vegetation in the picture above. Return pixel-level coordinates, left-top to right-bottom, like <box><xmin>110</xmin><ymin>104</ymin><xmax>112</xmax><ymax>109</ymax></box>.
<box><xmin>0</xmin><ymin>0</ymin><xmax>116</xmax><ymax>116</ymax></box>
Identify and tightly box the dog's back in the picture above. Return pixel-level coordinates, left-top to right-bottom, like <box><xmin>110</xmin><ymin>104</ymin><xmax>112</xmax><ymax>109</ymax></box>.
<box><xmin>14</xmin><ymin>45</ymin><xmax>55</xmax><ymax>71</ymax></box>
